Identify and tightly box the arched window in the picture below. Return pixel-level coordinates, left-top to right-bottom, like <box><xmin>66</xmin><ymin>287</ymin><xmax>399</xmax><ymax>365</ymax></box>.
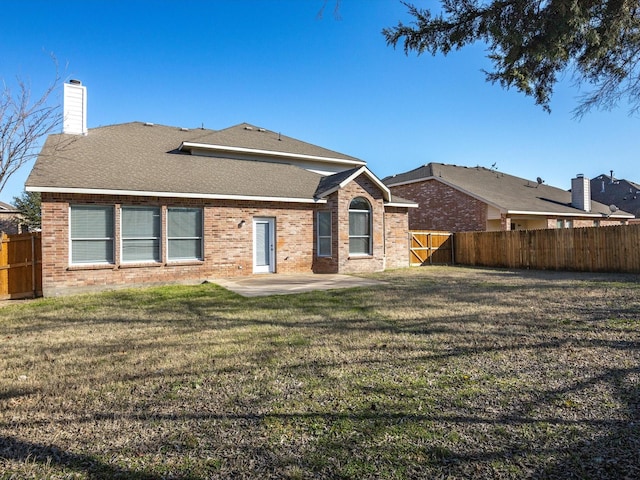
<box><xmin>349</xmin><ymin>197</ymin><xmax>372</xmax><ymax>255</ymax></box>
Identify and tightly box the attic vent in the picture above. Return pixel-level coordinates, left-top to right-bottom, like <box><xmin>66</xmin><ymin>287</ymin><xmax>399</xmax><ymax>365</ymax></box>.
<box><xmin>180</xmin><ymin>127</ymin><xmax>189</xmax><ymax>131</ymax></box>
<box><xmin>144</xmin><ymin>122</ymin><xmax>154</xmax><ymax>127</ymax></box>
<box><xmin>259</xmin><ymin>128</ymin><xmax>266</xmax><ymax>132</ymax></box>
<box><xmin>244</xmin><ymin>126</ymin><xmax>254</xmax><ymax>131</ymax></box>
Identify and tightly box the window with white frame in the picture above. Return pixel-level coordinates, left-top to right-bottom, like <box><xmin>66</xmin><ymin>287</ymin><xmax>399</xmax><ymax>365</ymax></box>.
<box><xmin>121</xmin><ymin>206</ymin><xmax>161</xmax><ymax>263</ymax></box>
<box><xmin>349</xmin><ymin>197</ymin><xmax>372</xmax><ymax>255</ymax></box>
<box><xmin>167</xmin><ymin>207</ymin><xmax>203</xmax><ymax>261</ymax></box>
<box><xmin>317</xmin><ymin>211</ymin><xmax>332</xmax><ymax>257</ymax></box>
<box><xmin>70</xmin><ymin>205</ymin><xmax>114</xmax><ymax>264</ymax></box>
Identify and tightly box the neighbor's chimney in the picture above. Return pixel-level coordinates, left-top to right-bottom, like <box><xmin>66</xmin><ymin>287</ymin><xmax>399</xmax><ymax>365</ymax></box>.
<box><xmin>571</xmin><ymin>174</ymin><xmax>591</xmax><ymax>212</ymax></box>
<box><xmin>63</xmin><ymin>80</ymin><xmax>87</xmax><ymax>135</ymax></box>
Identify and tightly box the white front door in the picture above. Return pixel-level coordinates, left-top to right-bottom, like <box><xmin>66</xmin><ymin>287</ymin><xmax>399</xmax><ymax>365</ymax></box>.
<box><xmin>253</xmin><ymin>217</ymin><xmax>275</xmax><ymax>273</ymax></box>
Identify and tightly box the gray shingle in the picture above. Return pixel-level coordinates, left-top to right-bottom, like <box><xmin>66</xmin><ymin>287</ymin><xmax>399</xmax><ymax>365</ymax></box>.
<box><xmin>26</xmin><ymin>122</ymin><xmax>360</xmax><ymax>200</ymax></box>
<box><xmin>384</xmin><ymin>163</ymin><xmax>634</xmax><ymax>217</ymax></box>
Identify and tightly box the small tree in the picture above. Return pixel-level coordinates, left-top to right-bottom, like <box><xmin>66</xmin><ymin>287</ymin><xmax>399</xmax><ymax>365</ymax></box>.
<box><xmin>1</xmin><ymin>62</ymin><xmax>62</xmax><ymax>194</ymax></box>
<box><xmin>384</xmin><ymin>1</ymin><xmax>640</xmax><ymax>115</ymax></box>
<box><xmin>13</xmin><ymin>190</ymin><xmax>41</xmax><ymax>232</ymax></box>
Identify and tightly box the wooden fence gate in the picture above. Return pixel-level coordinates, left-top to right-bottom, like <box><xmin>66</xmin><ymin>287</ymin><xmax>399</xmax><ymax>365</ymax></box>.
<box><xmin>0</xmin><ymin>232</ymin><xmax>42</xmax><ymax>300</ymax></box>
<box><xmin>409</xmin><ymin>231</ymin><xmax>454</xmax><ymax>266</ymax></box>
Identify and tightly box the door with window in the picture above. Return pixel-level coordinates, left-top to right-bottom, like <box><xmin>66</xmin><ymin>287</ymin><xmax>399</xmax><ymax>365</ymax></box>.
<box><xmin>253</xmin><ymin>217</ymin><xmax>275</xmax><ymax>273</ymax></box>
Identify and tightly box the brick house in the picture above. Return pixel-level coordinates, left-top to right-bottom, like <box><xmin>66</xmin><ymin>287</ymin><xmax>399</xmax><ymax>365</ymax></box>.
<box><xmin>383</xmin><ymin>163</ymin><xmax>633</xmax><ymax>232</ymax></box>
<box><xmin>25</xmin><ymin>82</ymin><xmax>416</xmax><ymax>296</ymax></box>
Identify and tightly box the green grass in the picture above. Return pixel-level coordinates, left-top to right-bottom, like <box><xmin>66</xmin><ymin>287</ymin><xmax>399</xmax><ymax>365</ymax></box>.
<box><xmin>1</xmin><ymin>266</ymin><xmax>640</xmax><ymax>479</ymax></box>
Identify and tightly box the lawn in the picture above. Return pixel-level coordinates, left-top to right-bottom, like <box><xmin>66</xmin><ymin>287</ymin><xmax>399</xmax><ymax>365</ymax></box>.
<box><xmin>1</xmin><ymin>266</ymin><xmax>639</xmax><ymax>479</ymax></box>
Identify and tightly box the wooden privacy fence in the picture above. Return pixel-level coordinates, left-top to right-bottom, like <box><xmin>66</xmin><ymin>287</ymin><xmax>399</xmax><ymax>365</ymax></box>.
<box><xmin>454</xmin><ymin>224</ymin><xmax>640</xmax><ymax>273</ymax></box>
<box><xmin>0</xmin><ymin>232</ymin><xmax>42</xmax><ymax>299</ymax></box>
<box><xmin>409</xmin><ymin>231</ymin><xmax>454</xmax><ymax>266</ymax></box>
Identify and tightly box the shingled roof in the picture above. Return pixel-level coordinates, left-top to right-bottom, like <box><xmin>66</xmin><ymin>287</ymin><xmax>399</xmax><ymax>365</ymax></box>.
<box><xmin>384</xmin><ymin>163</ymin><xmax>634</xmax><ymax>218</ymax></box>
<box><xmin>26</xmin><ymin>122</ymin><xmax>415</xmax><ymax>206</ymax></box>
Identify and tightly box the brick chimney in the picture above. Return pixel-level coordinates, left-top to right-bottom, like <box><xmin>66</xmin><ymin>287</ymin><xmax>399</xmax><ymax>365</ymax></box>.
<box><xmin>63</xmin><ymin>80</ymin><xmax>87</xmax><ymax>135</ymax></box>
<box><xmin>571</xmin><ymin>174</ymin><xmax>591</xmax><ymax>212</ymax></box>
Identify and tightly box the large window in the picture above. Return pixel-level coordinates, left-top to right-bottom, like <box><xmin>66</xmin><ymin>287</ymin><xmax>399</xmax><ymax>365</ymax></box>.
<box><xmin>121</xmin><ymin>206</ymin><xmax>161</xmax><ymax>263</ymax></box>
<box><xmin>349</xmin><ymin>197</ymin><xmax>371</xmax><ymax>255</ymax></box>
<box><xmin>167</xmin><ymin>208</ymin><xmax>203</xmax><ymax>261</ymax></box>
<box><xmin>70</xmin><ymin>205</ymin><xmax>114</xmax><ymax>264</ymax></box>
<box><xmin>317</xmin><ymin>211</ymin><xmax>332</xmax><ymax>257</ymax></box>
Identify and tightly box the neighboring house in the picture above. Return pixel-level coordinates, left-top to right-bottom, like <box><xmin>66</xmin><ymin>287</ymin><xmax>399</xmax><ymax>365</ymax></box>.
<box><xmin>591</xmin><ymin>172</ymin><xmax>640</xmax><ymax>220</ymax></box>
<box><xmin>25</xmin><ymin>81</ymin><xmax>416</xmax><ymax>296</ymax></box>
<box><xmin>0</xmin><ymin>201</ymin><xmax>22</xmax><ymax>234</ymax></box>
<box><xmin>383</xmin><ymin>163</ymin><xmax>633</xmax><ymax>232</ymax></box>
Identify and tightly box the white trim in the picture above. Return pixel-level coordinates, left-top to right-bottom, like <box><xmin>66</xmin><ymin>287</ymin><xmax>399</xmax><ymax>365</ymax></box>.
<box><xmin>386</xmin><ymin>201</ymin><xmax>419</xmax><ymax>208</ymax></box>
<box><xmin>27</xmin><ymin>186</ymin><xmax>327</xmax><ymax>204</ymax></box>
<box><xmin>507</xmin><ymin>209</ymin><xmax>635</xmax><ymax>218</ymax></box>
<box><xmin>179</xmin><ymin>142</ymin><xmax>366</xmax><ymax>167</ymax></box>
<box><xmin>316</xmin><ymin>166</ymin><xmax>392</xmax><ymax>202</ymax></box>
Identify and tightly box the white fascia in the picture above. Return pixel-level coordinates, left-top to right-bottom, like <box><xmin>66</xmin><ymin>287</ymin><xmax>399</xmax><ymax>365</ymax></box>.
<box><xmin>507</xmin><ymin>210</ymin><xmax>635</xmax><ymax>218</ymax></box>
<box><xmin>179</xmin><ymin>142</ymin><xmax>366</xmax><ymax>168</ymax></box>
<box><xmin>27</xmin><ymin>186</ymin><xmax>327</xmax><ymax>204</ymax></box>
<box><xmin>386</xmin><ymin>201</ymin><xmax>419</xmax><ymax>208</ymax></box>
<box><xmin>316</xmin><ymin>166</ymin><xmax>393</xmax><ymax>202</ymax></box>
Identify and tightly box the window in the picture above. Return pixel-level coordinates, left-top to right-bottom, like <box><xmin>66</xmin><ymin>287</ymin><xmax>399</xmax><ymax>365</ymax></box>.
<box><xmin>70</xmin><ymin>205</ymin><xmax>114</xmax><ymax>264</ymax></box>
<box><xmin>317</xmin><ymin>211</ymin><xmax>332</xmax><ymax>257</ymax></box>
<box><xmin>167</xmin><ymin>208</ymin><xmax>203</xmax><ymax>261</ymax></box>
<box><xmin>349</xmin><ymin>197</ymin><xmax>371</xmax><ymax>255</ymax></box>
<box><xmin>556</xmin><ymin>219</ymin><xmax>574</xmax><ymax>229</ymax></box>
<box><xmin>121</xmin><ymin>206</ymin><xmax>160</xmax><ymax>262</ymax></box>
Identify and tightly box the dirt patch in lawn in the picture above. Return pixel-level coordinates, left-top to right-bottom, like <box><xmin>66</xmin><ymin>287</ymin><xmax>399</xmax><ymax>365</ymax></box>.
<box><xmin>1</xmin><ymin>266</ymin><xmax>639</xmax><ymax>479</ymax></box>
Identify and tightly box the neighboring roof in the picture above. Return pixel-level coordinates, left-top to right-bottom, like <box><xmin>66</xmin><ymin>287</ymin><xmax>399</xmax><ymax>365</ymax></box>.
<box><xmin>384</xmin><ymin>163</ymin><xmax>634</xmax><ymax>218</ymax></box>
<box><xmin>26</xmin><ymin>122</ymin><xmax>409</xmax><ymax>206</ymax></box>
<box><xmin>0</xmin><ymin>201</ymin><xmax>17</xmax><ymax>212</ymax></box>
<box><xmin>591</xmin><ymin>174</ymin><xmax>640</xmax><ymax>218</ymax></box>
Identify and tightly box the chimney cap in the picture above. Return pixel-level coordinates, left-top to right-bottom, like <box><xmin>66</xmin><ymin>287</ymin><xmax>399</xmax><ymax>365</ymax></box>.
<box><xmin>69</xmin><ymin>79</ymin><xmax>82</xmax><ymax>85</ymax></box>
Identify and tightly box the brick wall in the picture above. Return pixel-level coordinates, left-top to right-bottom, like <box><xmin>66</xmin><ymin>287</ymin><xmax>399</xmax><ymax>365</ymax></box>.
<box><xmin>336</xmin><ymin>176</ymin><xmax>386</xmax><ymax>273</ymax></box>
<box><xmin>390</xmin><ymin>179</ymin><xmax>487</xmax><ymax>232</ymax></box>
<box><xmin>41</xmin><ymin>187</ymin><xmax>410</xmax><ymax>296</ymax></box>
<box><xmin>384</xmin><ymin>206</ymin><xmax>410</xmax><ymax>269</ymax></box>
<box><xmin>41</xmin><ymin>193</ymin><xmax>316</xmax><ymax>295</ymax></box>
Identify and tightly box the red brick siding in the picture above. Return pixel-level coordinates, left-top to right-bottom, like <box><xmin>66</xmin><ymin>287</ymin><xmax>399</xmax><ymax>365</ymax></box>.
<box><xmin>41</xmin><ymin>193</ymin><xmax>315</xmax><ymax>296</ymax></box>
<box><xmin>390</xmin><ymin>180</ymin><xmax>487</xmax><ymax>232</ymax></box>
<box><xmin>384</xmin><ymin>207</ymin><xmax>410</xmax><ymax>269</ymax></box>
<box><xmin>336</xmin><ymin>176</ymin><xmax>386</xmax><ymax>273</ymax></box>
<box><xmin>41</xmin><ymin>186</ymin><xmax>410</xmax><ymax>296</ymax></box>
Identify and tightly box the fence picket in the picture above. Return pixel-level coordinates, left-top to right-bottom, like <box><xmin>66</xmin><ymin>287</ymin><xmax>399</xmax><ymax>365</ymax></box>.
<box><xmin>451</xmin><ymin>225</ymin><xmax>640</xmax><ymax>273</ymax></box>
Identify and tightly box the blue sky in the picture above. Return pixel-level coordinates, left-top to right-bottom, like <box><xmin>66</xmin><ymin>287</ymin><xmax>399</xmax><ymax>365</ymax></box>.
<box><xmin>1</xmin><ymin>0</ymin><xmax>637</xmax><ymax>204</ymax></box>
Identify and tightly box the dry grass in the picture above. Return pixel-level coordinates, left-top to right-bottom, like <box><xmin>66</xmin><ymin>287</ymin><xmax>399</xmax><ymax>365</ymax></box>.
<box><xmin>1</xmin><ymin>266</ymin><xmax>639</xmax><ymax>479</ymax></box>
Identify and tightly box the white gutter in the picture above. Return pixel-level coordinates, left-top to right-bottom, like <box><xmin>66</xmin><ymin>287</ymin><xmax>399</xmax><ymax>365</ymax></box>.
<box><xmin>507</xmin><ymin>210</ymin><xmax>635</xmax><ymax>218</ymax></box>
<box><xmin>179</xmin><ymin>142</ymin><xmax>366</xmax><ymax>167</ymax></box>
<box><xmin>316</xmin><ymin>166</ymin><xmax>393</xmax><ymax>202</ymax></box>
<box><xmin>386</xmin><ymin>201</ymin><xmax>419</xmax><ymax>208</ymax></box>
<box><xmin>26</xmin><ymin>186</ymin><xmax>327</xmax><ymax>204</ymax></box>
